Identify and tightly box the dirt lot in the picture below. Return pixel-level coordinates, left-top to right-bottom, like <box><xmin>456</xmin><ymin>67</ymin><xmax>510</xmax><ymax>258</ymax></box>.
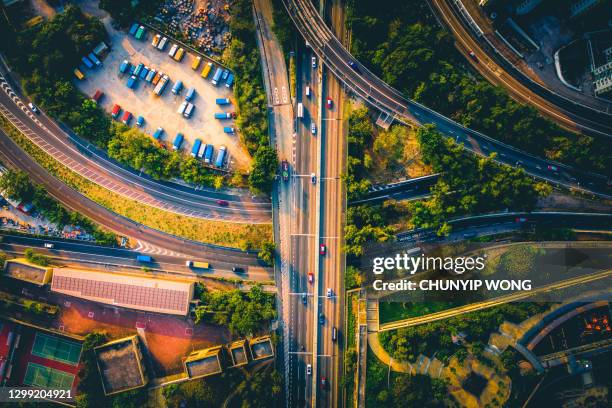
<box><xmin>76</xmin><ymin>18</ymin><xmax>252</xmax><ymax>171</ymax></box>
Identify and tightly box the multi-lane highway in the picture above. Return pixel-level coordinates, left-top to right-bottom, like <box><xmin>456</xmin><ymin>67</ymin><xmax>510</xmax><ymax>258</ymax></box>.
<box><xmin>282</xmin><ymin>0</ymin><xmax>612</xmax><ymax>198</ymax></box>
<box><xmin>0</xmin><ymin>69</ymin><xmax>271</xmax><ymax>223</ymax></box>
<box><xmin>0</xmin><ymin>233</ymin><xmax>274</xmax><ymax>282</ymax></box>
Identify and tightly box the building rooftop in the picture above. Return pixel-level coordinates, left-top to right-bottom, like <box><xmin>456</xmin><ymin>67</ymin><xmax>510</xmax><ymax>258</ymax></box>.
<box><xmin>228</xmin><ymin>340</ymin><xmax>248</xmax><ymax>367</ymax></box>
<box><xmin>51</xmin><ymin>268</ymin><xmax>194</xmax><ymax>315</ymax></box>
<box><xmin>249</xmin><ymin>336</ymin><xmax>274</xmax><ymax>361</ymax></box>
<box><xmin>95</xmin><ymin>336</ymin><xmax>146</xmax><ymax>396</ymax></box>
<box><xmin>184</xmin><ymin>346</ymin><xmax>223</xmax><ymax>379</ymax></box>
<box><xmin>4</xmin><ymin>259</ymin><xmax>52</xmax><ymax>286</ymax></box>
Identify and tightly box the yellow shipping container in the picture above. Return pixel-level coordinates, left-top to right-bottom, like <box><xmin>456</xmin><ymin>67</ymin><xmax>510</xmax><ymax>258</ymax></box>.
<box><xmin>74</xmin><ymin>69</ymin><xmax>85</xmax><ymax>80</ymax></box>
<box><xmin>191</xmin><ymin>55</ymin><xmax>202</xmax><ymax>70</ymax></box>
<box><xmin>200</xmin><ymin>62</ymin><xmax>213</xmax><ymax>78</ymax></box>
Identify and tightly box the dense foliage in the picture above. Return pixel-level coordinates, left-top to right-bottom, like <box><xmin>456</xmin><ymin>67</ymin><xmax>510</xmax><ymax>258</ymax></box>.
<box><xmin>194</xmin><ymin>284</ymin><xmax>276</xmax><ymax>336</ymax></box>
<box><xmin>345</xmin><ymin>107</ymin><xmax>374</xmax><ymax>201</ymax></box>
<box><xmin>257</xmin><ymin>240</ymin><xmax>276</xmax><ymax>266</ymax></box>
<box><xmin>411</xmin><ymin>125</ymin><xmax>551</xmax><ymax>235</ymax></box>
<box><xmin>344</xmin><ymin>204</ymin><xmax>395</xmax><ymax>257</ymax></box>
<box><xmin>23</xmin><ymin>248</ymin><xmax>50</xmax><ymax>266</ymax></box>
<box><xmin>0</xmin><ymin>169</ymin><xmax>117</xmax><ymax>245</ymax></box>
<box><xmin>349</xmin><ymin>0</ymin><xmax>611</xmax><ymax>173</ymax></box>
<box><xmin>75</xmin><ymin>332</ymin><xmax>108</xmax><ymax>407</ymax></box>
<box><xmin>233</xmin><ymin>365</ymin><xmax>283</xmax><ymax>407</ymax></box>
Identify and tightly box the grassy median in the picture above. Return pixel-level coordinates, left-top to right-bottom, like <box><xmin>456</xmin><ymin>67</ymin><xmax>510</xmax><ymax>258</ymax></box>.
<box><xmin>0</xmin><ymin>115</ymin><xmax>272</xmax><ymax>249</ymax></box>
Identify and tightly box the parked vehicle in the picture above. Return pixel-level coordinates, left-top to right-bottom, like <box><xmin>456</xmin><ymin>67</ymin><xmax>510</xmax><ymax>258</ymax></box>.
<box><xmin>74</xmin><ymin>69</ymin><xmax>85</xmax><ymax>80</ymax></box>
<box><xmin>133</xmin><ymin>63</ymin><xmax>144</xmax><ymax>77</ymax></box>
<box><xmin>223</xmin><ymin>127</ymin><xmax>234</xmax><ymax>134</ymax></box>
<box><xmin>91</xmin><ymin>90</ymin><xmax>104</xmax><ymax>104</ymax></box>
<box><xmin>136</xmin><ymin>116</ymin><xmax>145</xmax><ymax>127</ymax></box>
<box><xmin>191</xmin><ymin>55</ymin><xmax>202</xmax><ymax>70</ymax></box>
<box><xmin>111</xmin><ymin>104</ymin><xmax>121</xmax><ymax>119</ymax></box>
<box><xmin>211</xmin><ymin>67</ymin><xmax>222</xmax><ymax>85</ymax></box>
<box><xmin>151</xmin><ymin>34</ymin><xmax>161</xmax><ymax>47</ymax></box>
<box><xmin>225</xmin><ymin>73</ymin><xmax>234</xmax><ymax>88</ymax></box>
<box><xmin>215</xmin><ymin>146</ymin><xmax>227</xmax><ymax>168</ymax></box>
<box><xmin>174</xmin><ymin>47</ymin><xmax>185</xmax><ymax>62</ymax></box>
<box><xmin>81</xmin><ymin>56</ymin><xmax>94</xmax><ymax>69</ymax></box>
<box><xmin>121</xmin><ymin>111</ymin><xmax>132</xmax><ymax>125</ymax></box>
<box><xmin>221</xmin><ymin>69</ymin><xmax>229</xmax><ymax>81</ymax></box>
<box><xmin>185</xmin><ymin>87</ymin><xmax>196</xmax><ymax>102</ymax></box>
<box><xmin>145</xmin><ymin>68</ymin><xmax>156</xmax><ymax>82</ymax></box>
<box><xmin>281</xmin><ymin>160</ymin><xmax>289</xmax><ymax>181</ymax></box>
<box><xmin>119</xmin><ymin>59</ymin><xmax>130</xmax><ymax>74</ymax></box>
<box><xmin>185</xmin><ymin>260</ymin><xmax>209</xmax><ymax>269</ymax></box>
<box><xmin>126</xmin><ymin>75</ymin><xmax>138</xmax><ymax>89</ymax></box>
<box><xmin>168</xmin><ymin>44</ymin><xmax>178</xmax><ymax>58</ymax></box>
<box><xmin>157</xmin><ymin>36</ymin><xmax>168</xmax><ymax>50</ymax></box>
<box><xmin>129</xmin><ymin>23</ymin><xmax>139</xmax><ymax>36</ymax></box>
<box><xmin>203</xmin><ymin>144</ymin><xmax>214</xmax><ymax>164</ymax></box>
<box><xmin>154</xmin><ymin>75</ymin><xmax>169</xmax><ymax>96</ymax></box>
<box><xmin>136</xmin><ymin>255</ymin><xmax>152</xmax><ymax>263</ymax></box>
<box><xmin>201</xmin><ymin>62</ymin><xmax>213</xmax><ymax>78</ymax></box>
<box><xmin>177</xmin><ymin>101</ymin><xmax>188</xmax><ymax>115</ymax></box>
<box><xmin>88</xmin><ymin>53</ymin><xmax>102</xmax><ymax>67</ymax></box>
<box><xmin>216</xmin><ymin>97</ymin><xmax>230</xmax><ymax>105</ymax></box>
<box><xmin>152</xmin><ymin>71</ymin><xmax>163</xmax><ymax>85</ymax></box>
<box><xmin>197</xmin><ymin>142</ymin><xmax>206</xmax><ymax>158</ymax></box>
<box><xmin>214</xmin><ymin>112</ymin><xmax>234</xmax><ymax>120</ymax></box>
<box><xmin>191</xmin><ymin>139</ymin><xmax>202</xmax><ymax>157</ymax></box>
<box><xmin>153</xmin><ymin>127</ymin><xmax>164</xmax><ymax>140</ymax></box>
<box><xmin>183</xmin><ymin>103</ymin><xmax>195</xmax><ymax>118</ymax></box>
<box><xmin>135</xmin><ymin>25</ymin><xmax>146</xmax><ymax>40</ymax></box>
<box><xmin>172</xmin><ymin>133</ymin><xmax>184</xmax><ymax>150</ymax></box>
<box><xmin>171</xmin><ymin>80</ymin><xmax>183</xmax><ymax>95</ymax></box>
<box><xmin>139</xmin><ymin>66</ymin><xmax>149</xmax><ymax>80</ymax></box>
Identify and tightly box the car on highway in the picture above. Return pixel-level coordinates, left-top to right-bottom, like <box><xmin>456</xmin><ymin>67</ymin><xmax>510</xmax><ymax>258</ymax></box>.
<box><xmin>121</xmin><ymin>111</ymin><xmax>133</xmax><ymax>125</ymax></box>
<box><xmin>326</xmin><ymin>97</ymin><xmax>333</xmax><ymax>109</ymax></box>
<box><xmin>547</xmin><ymin>165</ymin><xmax>558</xmax><ymax>172</ymax></box>
<box><xmin>311</xmin><ymin>56</ymin><xmax>317</xmax><ymax>68</ymax></box>
<box><xmin>326</xmin><ymin>288</ymin><xmax>333</xmax><ymax>297</ymax></box>
<box><xmin>319</xmin><ymin>313</ymin><xmax>324</xmax><ymax>324</ymax></box>
<box><xmin>231</xmin><ymin>267</ymin><xmax>243</xmax><ymax>273</ymax></box>
<box><xmin>302</xmin><ymin>294</ymin><xmax>307</xmax><ymax>304</ymax></box>
<box><xmin>28</xmin><ymin>102</ymin><xmax>39</xmax><ymax>113</ymax></box>
<box><xmin>216</xmin><ymin>200</ymin><xmax>229</xmax><ymax>206</ymax></box>
<box><xmin>44</xmin><ymin>243</ymin><xmax>54</xmax><ymax>249</ymax></box>
<box><xmin>319</xmin><ymin>244</ymin><xmax>326</xmax><ymax>256</ymax></box>
<box><xmin>306</xmin><ymin>364</ymin><xmax>312</xmax><ymax>375</ymax></box>
<box><xmin>281</xmin><ymin>160</ymin><xmax>290</xmax><ymax>181</ymax></box>
<box><xmin>332</xmin><ymin>327</ymin><xmax>337</xmax><ymax>341</ymax></box>
<box><xmin>515</xmin><ymin>217</ymin><xmax>528</xmax><ymax>223</ymax></box>
<box><xmin>311</xmin><ymin>122</ymin><xmax>317</xmax><ymax>134</ymax></box>
<box><xmin>305</xmin><ymin>86</ymin><xmax>311</xmax><ymax>97</ymax></box>
<box><xmin>468</xmin><ymin>50</ymin><xmax>478</xmax><ymax>62</ymax></box>
<box><xmin>321</xmin><ymin>377</ymin><xmax>327</xmax><ymax>389</ymax></box>
<box><xmin>311</xmin><ymin>173</ymin><xmax>316</xmax><ymax>184</ymax></box>
<box><xmin>308</xmin><ymin>273</ymin><xmax>314</xmax><ymax>284</ymax></box>
<box><xmin>136</xmin><ymin>116</ymin><xmax>145</xmax><ymax>127</ymax></box>
<box><xmin>348</xmin><ymin>59</ymin><xmax>361</xmax><ymax>74</ymax></box>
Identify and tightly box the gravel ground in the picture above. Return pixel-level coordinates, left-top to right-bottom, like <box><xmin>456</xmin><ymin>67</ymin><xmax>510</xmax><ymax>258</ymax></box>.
<box><xmin>75</xmin><ymin>18</ymin><xmax>251</xmax><ymax>171</ymax></box>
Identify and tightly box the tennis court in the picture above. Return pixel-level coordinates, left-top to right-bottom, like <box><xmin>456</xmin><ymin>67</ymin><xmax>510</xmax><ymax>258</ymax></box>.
<box><xmin>31</xmin><ymin>333</ymin><xmax>82</xmax><ymax>366</ymax></box>
<box><xmin>23</xmin><ymin>363</ymin><xmax>75</xmax><ymax>389</ymax></box>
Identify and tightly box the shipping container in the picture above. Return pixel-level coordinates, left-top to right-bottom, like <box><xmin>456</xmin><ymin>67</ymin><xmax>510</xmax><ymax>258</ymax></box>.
<box><xmin>203</xmin><ymin>144</ymin><xmax>214</xmax><ymax>163</ymax></box>
<box><xmin>129</xmin><ymin>23</ymin><xmax>138</xmax><ymax>36</ymax></box>
<box><xmin>177</xmin><ymin>101</ymin><xmax>188</xmax><ymax>115</ymax></box>
<box><xmin>151</xmin><ymin>34</ymin><xmax>161</xmax><ymax>47</ymax></box>
<box><xmin>215</xmin><ymin>146</ymin><xmax>227</xmax><ymax>168</ymax></box>
<box><xmin>135</xmin><ymin>26</ymin><xmax>146</xmax><ymax>40</ymax></box>
<box><xmin>211</xmin><ymin>67</ymin><xmax>222</xmax><ymax>85</ymax></box>
<box><xmin>225</xmin><ymin>73</ymin><xmax>234</xmax><ymax>88</ymax></box>
<box><xmin>126</xmin><ymin>75</ymin><xmax>138</xmax><ymax>89</ymax></box>
<box><xmin>133</xmin><ymin>63</ymin><xmax>144</xmax><ymax>77</ymax></box>
<box><xmin>221</xmin><ymin>69</ymin><xmax>229</xmax><ymax>81</ymax></box>
<box><xmin>186</xmin><ymin>260</ymin><xmax>209</xmax><ymax>269</ymax></box>
<box><xmin>183</xmin><ymin>103</ymin><xmax>195</xmax><ymax>118</ymax></box>
<box><xmin>168</xmin><ymin>44</ymin><xmax>178</xmax><ymax>58</ymax></box>
<box><xmin>136</xmin><ymin>255</ymin><xmax>152</xmax><ymax>263</ymax></box>
<box><xmin>191</xmin><ymin>55</ymin><xmax>202</xmax><ymax>70</ymax></box>
<box><xmin>139</xmin><ymin>66</ymin><xmax>149</xmax><ymax>80</ymax></box>
<box><xmin>185</xmin><ymin>87</ymin><xmax>196</xmax><ymax>102</ymax></box>
<box><xmin>201</xmin><ymin>62</ymin><xmax>213</xmax><ymax>78</ymax></box>
<box><xmin>88</xmin><ymin>53</ymin><xmax>102</xmax><ymax>66</ymax></box>
<box><xmin>152</xmin><ymin>71</ymin><xmax>163</xmax><ymax>85</ymax></box>
<box><xmin>153</xmin><ymin>75</ymin><xmax>169</xmax><ymax>96</ymax></box>
<box><xmin>119</xmin><ymin>59</ymin><xmax>130</xmax><ymax>74</ymax></box>
<box><xmin>157</xmin><ymin>37</ymin><xmax>168</xmax><ymax>50</ymax></box>
<box><xmin>111</xmin><ymin>104</ymin><xmax>121</xmax><ymax>118</ymax></box>
<box><xmin>214</xmin><ymin>112</ymin><xmax>232</xmax><ymax>119</ymax></box>
<box><xmin>223</xmin><ymin>127</ymin><xmax>235</xmax><ymax>134</ymax></box>
<box><xmin>121</xmin><ymin>111</ymin><xmax>132</xmax><ymax>125</ymax></box>
<box><xmin>81</xmin><ymin>56</ymin><xmax>94</xmax><ymax>69</ymax></box>
<box><xmin>197</xmin><ymin>141</ymin><xmax>206</xmax><ymax>158</ymax></box>
<box><xmin>91</xmin><ymin>90</ymin><xmax>104</xmax><ymax>103</ymax></box>
<box><xmin>153</xmin><ymin>127</ymin><xmax>164</xmax><ymax>140</ymax></box>
<box><xmin>174</xmin><ymin>48</ymin><xmax>185</xmax><ymax>61</ymax></box>
<box><xmin>74</xmin><ymin>69</ymin><xmax>85</xmax><ymax>80</ymax></box>
<box><xmin>173</xmin><ymin>133</ymin><xmax>184</xmax><ymax>150</ymax></box>
<box><xmin>215</xmin><ymin>98</ymin><xmax>230</xmax><ymax>105</ymax></box>
<box><xmin>191</xmin><ymin>139</ymin><xmax>202</xmax><ymax>157</ymax></box>
<box><xmin>171</xmin><ymin>80</ymin><xmax>183</xmax><ymax>95</ymax></box>
<box><xmin>145</xmin><ymin>68</ymin><xmax>156</xmax><ymax>82</ymax></box>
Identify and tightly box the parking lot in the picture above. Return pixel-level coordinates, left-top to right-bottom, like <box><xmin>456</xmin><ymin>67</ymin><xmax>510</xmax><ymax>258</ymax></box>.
<box><xmin>75</xmin><ymin>22</ymin><xmax>251</xmax><ymax>171</ymax></box>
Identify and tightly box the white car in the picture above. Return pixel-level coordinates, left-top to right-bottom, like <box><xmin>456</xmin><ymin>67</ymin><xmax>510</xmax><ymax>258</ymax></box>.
<box><xmin>311</xmin><ymin>173</ymin><xmax>316</xmax><ymax>184</ymax></box>
<box><xmin>311</xmin><ymin>122</ymin><xmax>316</xmax><ymax>134</ymax></box>
<box><xmin>306</xmin><ymin>364</ymin><xmax>312</xmax><ymax>375</ymax></box>
<box><xmin>311</xmin><ymin>56</ymin><xmax>317</xmax><ymax>68</ymax></box>
<box><xmin>28</xmin><ymin>103</ymin><xmax>39</xmax><ymax>113</ymax></box>
<box><xmin>326</xmin><ymin>288</ymin><xmax>333</xmax><ymax>298</ymax></box>
<box><xmin>44</xmin><ymin>243</ymin><xmax>54</xmax><ymax>249</ymax></box>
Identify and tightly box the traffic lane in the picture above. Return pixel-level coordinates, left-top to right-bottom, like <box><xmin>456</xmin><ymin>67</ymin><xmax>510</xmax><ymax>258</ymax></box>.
<box><xmin>0</xmin><ymin>233</ymin><xmax>273</xmax><ymax>281</ymax></box>
<box><xmin>0</xmin><ymin>129</ymin><xmax>266</xmax><ymax>266</ymax></box>
<box><xmin>0</xmin><ymin>81</ymin><xmax>271</xmax><ymax>222</ymax></box>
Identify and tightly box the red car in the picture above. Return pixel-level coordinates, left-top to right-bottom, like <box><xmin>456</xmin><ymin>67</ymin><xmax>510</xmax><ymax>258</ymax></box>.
<box><xmin>326</xmin><ymin>97</ymin><xmax>333</xmax><ymax>109</ymax></box>
<box><xmin>111</xmin><ymin>104</ymin><xmax>121</xmax><ymax>119</ymax></box>
<box><xmin>216</xmin><ymin>200</ymin><xmax>229</xmax><ymax>206</ymax></box>
<box><xmin>547</xmin><ymin>165</ymin><xmax>558</xmax><ymax>172</ymax></box>
<box><xmin>319</xmin><ymin>244</ymin><xmax>326</xmax><ymax>256</ymax></box>
<box><xmin>121</xmin><ymin>111</ymin><xmax>132</xmax><ymax>125</ymax></box>
<box><xmin>308</xmin><ymin>273</ymin><xmax>314</xmax><ymax>284</ymax></box>
<box><xmin>515</xmin><ymin>217</ymin><xmax>528</xmax><ymax>223</ymax></box>
<box><xmin>468</xmin><ymin>50</ymin><xmax>478</xmax><ymax>62</ymax></box>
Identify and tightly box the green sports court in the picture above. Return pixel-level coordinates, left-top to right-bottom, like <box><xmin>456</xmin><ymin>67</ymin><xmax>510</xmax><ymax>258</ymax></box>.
<box><xmin>23</xmin><ymin>363</ymin><xmax>75</xmax><ymax>389</ymax></box>
<box><xmin>31</xmin><ymin>332</ymin><xmax>82</xmax><ymax>366</ymax></box>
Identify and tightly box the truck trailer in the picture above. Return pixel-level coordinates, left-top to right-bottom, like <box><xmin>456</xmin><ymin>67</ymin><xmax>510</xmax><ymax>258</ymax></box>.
<box><xmin>215</xmin><ymin>146</ymin><xmax>227</xmax><ymax>168</ymax></box>
<box><xmin>203</xmin><ymin>144</ymin><xmax>214</xmax><ymax>164</ymax></box>
<box><xmin>153</xmin><ymin>75</ymin><xmax>169</xmax><ymax>96</ymax></box>
<box><xmin>201</xmin><ymin>62</ymin><xmax>213</xmax><ymax>78</ymax></box>
<box><xmin>173</xmin><ymin>133</ymin><xmax>184</xmax><ymax>150</ymax></box>
<box><xmin>216</xmin><ymin>98</ymin><xmax>230</xmax><ymax>105</ymax></box>
<box><xmin>136</xmin><ymin>255</ymin><xmax>152</xmax><ymax>263</ymax></box>
<box><xmin>191</xmin><ymin>139</ymin><xmax>202</xmax><ymax>157</ymax></box>
<box><xmin>211</xmin><ymin>67</ymin><xmax>222</xmax><ymax>85</ymax></box>
<box><xmin>171</xmin><ymin>80</ymin><xmax>183</xmax><ymax>95</ymax></box>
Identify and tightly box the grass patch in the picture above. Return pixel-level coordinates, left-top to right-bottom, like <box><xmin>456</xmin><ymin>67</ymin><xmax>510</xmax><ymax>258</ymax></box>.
<box><xmin>0</xmin><ymin>115</ymin><xmax>272</xmax><ymax>249</ymax></box>
<box><xmin>379</xmin><ymin>301</ymin><xmax>454</xmax><ymax>324</ymax></box>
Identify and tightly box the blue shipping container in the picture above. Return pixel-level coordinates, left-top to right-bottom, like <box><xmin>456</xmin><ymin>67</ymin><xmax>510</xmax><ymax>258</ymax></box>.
<box><xmin>129</xmin><ymin>23</ymin><xmax>139</xmax><ymax>36</ymax></box>
<box><xmin>185</xmin><ymin>87</ymin><xmax>196</xmax><ymax>102</ymax></box>
<box><xmin>211</xmin><ymin>68</ymin><xmax>222</xmax><ymax>85</ymax></box>
<box><xmin>221</xmin><ymin>69</ymin><xmax>229</xmax><ymax>80</ymax></box>
<box><xmin>119</xmin><ymin>60</ymin><xmax>130</xmax><ymax>73</ymax></box>
<box><xmin>133</xmin><ymin>63</ymin><xmax>144</xmax><ymax>77</ymax></box>
<box><xmin>191</xmin><ymin>139</ymin><xmax>202</xmax><ymax>157</ymax></box>
<box><xmin>173</xmin><ymin>133</ymin><xmax>184</xmax><ymax>150</ymax></box>
<box><xmin>153</xmin><ymin>128</ymin><xmax>164</xmax><ymax>139</ymax></box>
<box><xmin>88</xmin><ymin>53</ymin><xmax>101</xmax><ymax>66</ymax></box>
<box><xmin>145</xmin><ymin>70</ymin><xmax>156</xmax><ymax>82</ymax></box>
<box><xmin>81</xmin><ymin>56</ymin><xmax>94</xmax><ymax>69</ymax></box>
<box><xmin>223</xmin><ymin>127</ymin><xmax>235</xmax><ymax>134</ymax></box>
<box><xmin>172</xmin><ymin>80</ymin><xmax>183</xmax><ymax>95</ymax></box>
<box><xmin>215</xmin><ymin>98</ymin><xmax>230</xmax><ymax>105</ymax></box>
<box><xmin>215</xmin><ymin>146</ymin><xmax>227</xmax><ymax>168</ymax></box>
<box><xmin>136</xmin><ymin>255</ymin><xmax>152</xmax><ymax>262</ymax></box>
<box><xmin>203</xmin><ymin>144</ymin><xmax>214</xmax><ymax>163</ymax></box>
<box><xmin>127</xmin><ymin>75</ymin><xmax>137</xmax><ymax>89</ymax></box>
<box><xmin>225</xmin><ymin>73</ymin><xmax>234</xmax><ymax>88</ymax></box>
<box><xmin>139</xmin><ymin>67</ymin><xmax>149</xmax><ymax>80</ymax></box>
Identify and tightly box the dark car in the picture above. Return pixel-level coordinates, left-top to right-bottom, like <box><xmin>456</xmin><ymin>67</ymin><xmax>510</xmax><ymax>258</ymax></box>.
<box><xmin>319</xmin><ymin>244</ymin><xmax>326</xmax><ymax>256</ymax></box>
<box><xmin>216</xmin><ymin>200</ymin><xmax>229</xmax><ymax>206</ymax></box>
<box><xmin>232</xmin><ymin>267</ymin><xmax>244</xmax><ymax>273</ymax></box>
<box><xmin>468</xmin><ymin>50</ymin><xmax>478</xmax><ymax>62</ymax></box>
<box><xmin>281</xmin><ymin>160</ymin><xmax>290</xmax><ymax>181</ymax></box>
<box><xmin>319</xmin><ymin>313</ymin><xmax>324</xmax><ymax>324</ymax></box>
<box><xmin>321</xmin><ymin>377</ymin><xmax>328</xmax><ymax>389</ymax></box>
<box><xmin>347</xmin><ymin>60</ymin><xmax>361</xmax><ymax>74</ymax></box>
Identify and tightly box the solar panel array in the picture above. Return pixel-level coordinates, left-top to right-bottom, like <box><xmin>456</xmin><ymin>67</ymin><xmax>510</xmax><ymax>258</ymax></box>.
<box><xmin>52</xmin><ymin>275</ymin><xmax>189</xmax><ymax>314</ymax></box>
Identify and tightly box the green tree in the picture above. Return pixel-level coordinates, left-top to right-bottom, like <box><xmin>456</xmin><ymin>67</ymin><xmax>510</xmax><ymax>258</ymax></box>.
<box><xmin>0</xmin><ymin>169</ymin><xmax>35</xmax><ymax>202</ymax></box>
<box><xmin>249</xmin><ymin>146</ymin><xmax>279</xmax><ymax>194</ymax></box>
<box><xmin>258</xmin><ymin>241</ymin><xmax>276</xmax><ymax>266</ymax></box>
<box><xmin>24</xmin><ymin>248</ymin><xmax>50</xmax><ymax>266</ymax></box>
